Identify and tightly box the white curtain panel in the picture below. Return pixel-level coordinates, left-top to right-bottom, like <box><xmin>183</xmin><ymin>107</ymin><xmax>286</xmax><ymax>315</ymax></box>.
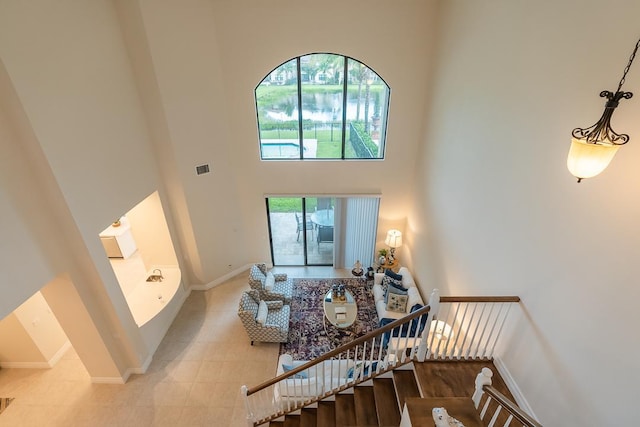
<box><xmin>338</xmin><ymin>197</ymin><xmax>380</xmax><ymax>269</ymax></box>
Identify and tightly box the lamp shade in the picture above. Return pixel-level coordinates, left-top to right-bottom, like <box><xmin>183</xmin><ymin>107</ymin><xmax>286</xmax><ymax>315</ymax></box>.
<box><xmin>567</xmin><ymin>137</ymin><xmax>620</xmax><ymax>181</ymax></box>
<box><xmin>384</xmin><ymin>229</ymin><xmax>402</xmax><ymax>248</ymax></box>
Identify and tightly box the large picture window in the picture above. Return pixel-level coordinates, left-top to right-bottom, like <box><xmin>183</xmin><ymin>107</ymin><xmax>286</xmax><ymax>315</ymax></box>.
<box><xmin>255</xmin><ymin>53</ymin><xmax>390</xmax><ymax>160</ymax></box>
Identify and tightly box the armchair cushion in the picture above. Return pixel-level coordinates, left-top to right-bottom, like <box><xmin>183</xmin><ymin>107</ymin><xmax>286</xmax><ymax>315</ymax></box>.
<box><xmin>256</xmin><ymin>300</ymin><xmax>268</xmax><ymax>325</ymax></box>
<box><xmin>265</xmin><ymin>272</ymin><xmax>275</xmax><ymax>291</ymax></box>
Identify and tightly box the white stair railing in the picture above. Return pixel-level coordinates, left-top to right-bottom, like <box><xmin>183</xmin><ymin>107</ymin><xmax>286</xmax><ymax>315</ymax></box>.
<box><xmin>425</xmin><ymin>294</ymin><xmax>520</xmax><ymax>360</ymax></box>
<box><xmin>473</xmin><ymin>368</ymin><xmax>543</xmax><ymax>427</ymax></box>
<box><xmin>241</xmin><ymin>290</ymin><xmax>521</xmax><ymax>426</ymax></box>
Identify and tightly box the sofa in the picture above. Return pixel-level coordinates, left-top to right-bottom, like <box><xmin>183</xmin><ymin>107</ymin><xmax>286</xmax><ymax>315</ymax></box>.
<box><xmin>248</xmin><ymin>263</ymin><xmax>294</xmax><ymax>303</ymax></box>
<box><xmin>372</xmin><ymin>267</ymin><xmax>424</xmax><ymax>321</ymax></box>
<box><xmin>274</xmin><ymin>353</ymin><xmax>355</xmax><ymax>404</ymax></box>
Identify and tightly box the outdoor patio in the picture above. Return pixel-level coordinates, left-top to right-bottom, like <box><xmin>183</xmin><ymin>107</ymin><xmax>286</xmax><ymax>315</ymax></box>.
<box><xmin>269</xmin><ymin>212</ymin><xmax>333</xmax><ymax>265</ymax></box>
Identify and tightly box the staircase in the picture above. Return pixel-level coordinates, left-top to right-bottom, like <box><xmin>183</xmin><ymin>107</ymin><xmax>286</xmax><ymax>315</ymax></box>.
<box><xmin>269</xmin><ymin>364</ymin><xmax>420</xmax><ymax>427</ymax></box>
<box><xmin>243</xmin><ymin>293</ymin><xmax>532</xmax><ymax>427</ymax></box>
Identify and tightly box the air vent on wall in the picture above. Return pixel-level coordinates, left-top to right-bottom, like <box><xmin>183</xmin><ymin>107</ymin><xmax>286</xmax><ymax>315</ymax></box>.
<box><xmin>195</xmin><ymin>164</ymin><xmax>210</xmax><ymax>175</ymax></box>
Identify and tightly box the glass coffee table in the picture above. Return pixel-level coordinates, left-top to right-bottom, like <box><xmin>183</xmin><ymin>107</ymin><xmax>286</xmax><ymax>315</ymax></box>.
<box><xmin>323</xmin><ymin>288</ymin><xmax>357</xmax><ymax>328</ymax></box>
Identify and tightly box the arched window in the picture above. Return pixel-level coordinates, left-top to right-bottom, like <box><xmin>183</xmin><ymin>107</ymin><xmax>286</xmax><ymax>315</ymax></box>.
<box><xmin>255</xmin><ymin>53</ymin><xmax>390</xmax><ymax>160</ymax></box>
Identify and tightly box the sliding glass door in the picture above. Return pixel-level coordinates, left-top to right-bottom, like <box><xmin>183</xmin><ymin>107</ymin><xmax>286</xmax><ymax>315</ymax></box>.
<box><xmin>267</xmin><ymin>196</ymin><xmax>380</xmax><ymax>268</ymax></box>
<box><xmin>267</xmin><ymin>197</ymin><xmax>334</xmax><ymax>266</ymax></box>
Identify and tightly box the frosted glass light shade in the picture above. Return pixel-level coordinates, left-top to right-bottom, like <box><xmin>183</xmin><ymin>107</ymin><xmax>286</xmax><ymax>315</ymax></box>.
<box><xmin>384</xmin><ymin>229</ymin><xmax>403</xmax><ymax>248</ymax></box>
<box><xmin>567</xmin><ymin>138</ymin><xmax>620</xmax><ymax>181</ymax></box>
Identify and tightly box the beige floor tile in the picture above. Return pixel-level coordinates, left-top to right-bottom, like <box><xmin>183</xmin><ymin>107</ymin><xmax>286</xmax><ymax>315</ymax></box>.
<box><xmin>0</xmin><ymin>267</ymin><xmax>348</xmax><ymax>426</ymax></box>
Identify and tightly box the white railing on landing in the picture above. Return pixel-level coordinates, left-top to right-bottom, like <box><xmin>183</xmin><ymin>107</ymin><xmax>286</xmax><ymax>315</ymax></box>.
<box><xmin>241</xmin><ymin>289</ymin><xmax>521</xmax><ymax>426</ymax></box>
<box><xmin>473</xmin><ymin>368</ymin><xmax>543</xmax><ymax>427</ymax></box>
<box><xmin>425</xmin><ymin>294</ymin><xmax>520</xmax><ymax>360</ymax></box>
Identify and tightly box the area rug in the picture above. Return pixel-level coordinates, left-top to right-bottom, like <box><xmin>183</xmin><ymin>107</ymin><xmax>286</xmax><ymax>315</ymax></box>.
<box><xmin>0</xmin><ymin>398</ymin><xmax>14</xmax><ymax>415</ymax></box>
<box><xmin>280</xmin><ymin>278</ymin><xmax>379</xmax><ymax>360</ymax></box>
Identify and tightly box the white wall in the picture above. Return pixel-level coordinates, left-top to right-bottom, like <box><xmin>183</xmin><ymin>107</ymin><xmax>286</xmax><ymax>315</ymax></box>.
<box><xmin>126</xmin><ymin>191</ymin><xmax>179</xmax><ymax>271</ymax></box>
<box><xmin>0</xmin><ymin>0</ymin><xmax>163</xmax><ymax>377</ymax></box>
<box><xmin>132</xmin><ymin>0</ymin><xmax>437</xmax><ymax>281</ymax></box>
<box><xmin>408</xmin><ymin>0</ymin><xmax>640</xmax><ymax>424</ymax></box>
<box><xmin>0</xmin><ymin>292</ymin><xmax>69</xmax><ymax>367</ymax></box>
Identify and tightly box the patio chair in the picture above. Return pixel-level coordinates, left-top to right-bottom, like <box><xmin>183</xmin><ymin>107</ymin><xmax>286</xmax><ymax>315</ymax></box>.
<box><xmin>317</xmin><ymin>225</ymin><xmax>334</xmax><ymax>246</ymax></box>
<box><xmin>294</xmin><ymin>212</ymin><xmax>314</xmax><ymax>242</ymax></box>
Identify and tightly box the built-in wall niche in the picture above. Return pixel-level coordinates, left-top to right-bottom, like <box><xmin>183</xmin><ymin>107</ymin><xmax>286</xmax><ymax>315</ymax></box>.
<box><xmin>100</xmin><ymin>191</ymin><xmax>183</xmax><ymax>339</ymax></box>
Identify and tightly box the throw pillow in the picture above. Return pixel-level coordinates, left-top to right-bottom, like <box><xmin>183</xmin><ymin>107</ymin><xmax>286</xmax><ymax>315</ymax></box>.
<box><xmin>255</xmin><ymin>300</ymin><xmax>268</xmax><ymax>325</ymax></box>
<box><xmin>384</xmin><ymin>282</ymin><xmax>408</xmax><ymax>303</ymax></box>
<box><xmin>265</xmin><ymin>272</ymin><xmax>275</xmax><ymax>291</ymax></box>
<box><xmin>282</xmin><ymin>364</ymin><xmax>308</xmax><ymax>379</ymax></box>
<box><xmin>346</xmin><ymin>361</ymin><xmax>379</xmax><ymax>379</ymax></box>
<box><xmin>387</xmin><ymin>293</ymin><xmax>409</xmax><ymax>313</ymax></box>
<box><xmin>384</xmin><ymin>269</ymin><xmax>403</xmax><ymax>281</ymax></box>
<box><xmin>381</xmin><ymin>275</ymin><xmax>404</xmax><ymax>297</ymax></box>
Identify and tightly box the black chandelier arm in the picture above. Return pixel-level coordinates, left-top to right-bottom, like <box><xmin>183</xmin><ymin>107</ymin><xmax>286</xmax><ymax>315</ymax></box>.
<box><xmin>572</xmin><ymin>90</ymin><xmax>632</xmax><ymax>145</ymax></box>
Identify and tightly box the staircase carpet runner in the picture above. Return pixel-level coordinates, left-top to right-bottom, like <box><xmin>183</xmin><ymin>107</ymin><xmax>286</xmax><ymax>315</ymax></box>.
<box><xmin>279</xmin><ymin>278</ymin><xmax>379</xmax><ymax>360</ymax></box>
<box><xmin>0</xmin><ymin>398</ymin><xmax>14</xmax><ymax>415</ymax></box>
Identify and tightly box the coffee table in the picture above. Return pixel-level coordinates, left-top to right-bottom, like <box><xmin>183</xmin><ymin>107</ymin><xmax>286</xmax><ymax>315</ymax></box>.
<box><xmin>323</xmin><ymin>288</ymin><xmax>357</xmax><ymax>328</ymax></box>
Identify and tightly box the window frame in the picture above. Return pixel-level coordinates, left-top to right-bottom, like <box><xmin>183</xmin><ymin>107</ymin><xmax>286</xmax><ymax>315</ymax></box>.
<box><xmin>255</xmin><ymin>53</ymin><xmax>390</xmax><ymax>161</ymax></box>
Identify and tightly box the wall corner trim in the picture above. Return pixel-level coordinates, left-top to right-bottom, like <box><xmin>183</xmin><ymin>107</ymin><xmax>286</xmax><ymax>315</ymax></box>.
<box><xmin>190</xmin><ymin>264</ymin><xmax>253</xmax><ymax>291</ymax></box>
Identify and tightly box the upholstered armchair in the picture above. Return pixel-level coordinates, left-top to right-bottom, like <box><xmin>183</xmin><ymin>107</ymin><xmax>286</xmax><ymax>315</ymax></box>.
<box><xmin>248</xmin><ymin>263</ymin><xmax>294</xmax><ymax>303</ymax></box>
<box><xmin>238</xmin><ymin>290</ymin><xmax>290</xmax><ymax>345</ymax></box>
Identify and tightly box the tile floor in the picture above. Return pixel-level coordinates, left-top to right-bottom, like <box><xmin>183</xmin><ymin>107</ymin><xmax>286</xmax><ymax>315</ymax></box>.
<box><xmin>0</xmin><ymin>266</ymin><xmax>350</xmax><ymax>427</ymax></box>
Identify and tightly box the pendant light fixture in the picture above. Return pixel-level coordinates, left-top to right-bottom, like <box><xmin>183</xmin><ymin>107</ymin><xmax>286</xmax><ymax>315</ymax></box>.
<box><xmin>568</xmin><ymin>37</ymin><xmax>640</xmax><ymax>182</ymax></box>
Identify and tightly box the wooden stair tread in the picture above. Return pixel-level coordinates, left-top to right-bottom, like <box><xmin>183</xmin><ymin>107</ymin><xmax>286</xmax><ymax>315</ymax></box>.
<box><xmin>317</xmin><ymin>401</ymin><xmax>336</xmax><ymax>427</ymax></box>
<box><xmin>373</xmin><ymin>378</ymin><xmax>401</xmax><ymax>426</ymax></box>
<box><xmin>413</xmin><ymin>360</ymin><xmax>516</xmax><ymax>400</ymax></box>
<box><xmin>404</xmin><ymin>397</ymin><xmax>484</xmax><ymax>427</ymax></box>
<box><xmin>270</xmin><ymin>422</ymin><xmax>285</xmax><ymax>427</ymax></box>
<box><xmin>284</xmin><ymin>414</ymin><xmax>301</xmax><ymax>427</ymax></box>
<box><xmin>354</xmin><ymin>386</ymin><xmax>379</xmax><ymax>426</ymax></box>
<box><xmin>392</xmin><ymin>370</ymin><xmax>421</xmax><ymax>408</ymax></box>
<box><xmin>300</xmin><ymin>408</ymin><xmax>318</xmax><ymax>427</ymax></box>
<box><xmin>335</xmin><ymin>394</ymin><xmax>357</xmax><ymax>427</ymax></box>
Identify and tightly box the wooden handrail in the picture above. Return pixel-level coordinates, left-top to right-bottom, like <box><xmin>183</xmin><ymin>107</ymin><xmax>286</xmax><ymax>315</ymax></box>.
<box><xmin>440</xmin><ymin>296</ymin><xmax>520</xmax><ymax>303</ymax></box>
<box><xmin>483</xmin><ymin>385</ymin><xmax>543</xmax><ymax>427</ymax></box>
<box><xmin>246</xmin><ymin>303</ymin><xmax>433</xmax><ymax>395</ymax></box>
<box><xmin>247</xmin><ymin>295</ymin><xmax>521</xmax><ymax>395</ymax></box>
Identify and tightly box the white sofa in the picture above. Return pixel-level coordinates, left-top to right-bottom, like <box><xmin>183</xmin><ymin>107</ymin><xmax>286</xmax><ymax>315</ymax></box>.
<box><xmin>372</xmin><ymin>267</ymin><xmax>424</xmax><ymax>321</ymax></box>
<box><xmin>274</xmin><ymin>354</ymin><xmax>355</xmax><ymax>403</ymax></box>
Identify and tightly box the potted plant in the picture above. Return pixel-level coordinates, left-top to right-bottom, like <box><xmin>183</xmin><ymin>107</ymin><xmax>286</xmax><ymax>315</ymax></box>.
<box><xmin>378</xmin><ymin>248</ymin><xmax>388</xmax><ymax>265</ymax></box>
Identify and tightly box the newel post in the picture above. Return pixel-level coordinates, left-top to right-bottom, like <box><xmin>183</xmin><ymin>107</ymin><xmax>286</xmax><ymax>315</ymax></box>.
<box><xmin>472</xmin><ymin>367</ymin><xmax>493</xmax><ymax>408</ymax></box>
<box><xmin>417</xmin><ymin>288</ymin><xmax>440</xmax><ymax>361</ymax></box>
<box><xmin>241</xmin><ymin>385</ymin><xmax>253</xmax><ymax>427</ymax></box>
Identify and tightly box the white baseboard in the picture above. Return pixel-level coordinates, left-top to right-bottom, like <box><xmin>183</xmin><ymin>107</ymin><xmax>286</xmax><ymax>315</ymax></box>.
<box><xmin>190</xmin><ymin>264</ymin><xmax>252</xmax><ymax>291</ymax></box>
<box><xmin>47</xmin><ymin>340</ymin><xmax>72</xmax><ymax>367</ymax></box>
<box><xmin>0</xmin><ymin>361</ymin><xmax>51</xmax><ymax>369</ymax></box>
<box><xmin>0</xmin><ymin>340</ymin><xmax>72</xmax><ymax>369</ymax></box>
<box><xmin>493</xmin><ymin>356</ymin><xmax>539</xmax><ymax>421</ymax></box>
<box><xmin>90</xmin><ymin>376</ymin><xmax>126</xmax><ymax>384</ymax></box>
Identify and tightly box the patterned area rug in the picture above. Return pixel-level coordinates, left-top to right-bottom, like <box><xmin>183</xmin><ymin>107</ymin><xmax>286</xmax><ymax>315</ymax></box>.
<box><xmin>280</xmin><ymin>278</ymin><xmax>379</xmax><ymax>360</ymax></box>
<box><xmin>0</xmin><ymin>398</ymin><xmax>14</xmax><ymax>415</ymax></box>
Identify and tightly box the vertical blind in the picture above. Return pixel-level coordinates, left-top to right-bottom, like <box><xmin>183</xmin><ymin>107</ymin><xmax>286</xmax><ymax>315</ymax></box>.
<box><xmin>338</xmin><ymin>197</ymin><xmax>380</xmax><ymax>269</ymax></box>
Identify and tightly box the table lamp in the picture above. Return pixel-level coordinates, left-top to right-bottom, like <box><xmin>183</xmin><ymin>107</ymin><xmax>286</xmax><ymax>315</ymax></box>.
<box><xmin>384</xmin><ymin>229</ymin><xmax>402</xmax><ymax>262</ymax></box>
